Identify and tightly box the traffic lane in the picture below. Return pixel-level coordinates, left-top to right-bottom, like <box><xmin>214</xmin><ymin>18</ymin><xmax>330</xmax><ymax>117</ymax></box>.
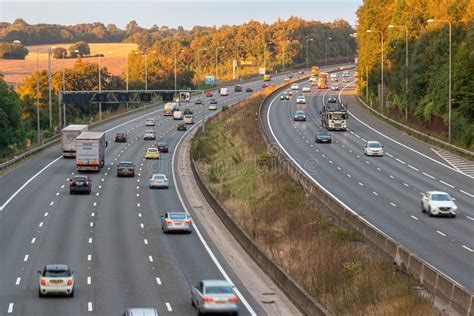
<box><xmin>268</xmin><ymin>93</ymin><xmax>474</xmax><ymax>290</ymax></box>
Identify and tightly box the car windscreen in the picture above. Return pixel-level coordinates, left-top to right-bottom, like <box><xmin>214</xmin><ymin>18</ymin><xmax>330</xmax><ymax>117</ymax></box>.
<box><xmin>116</xmin><ymin>133</ymin><xmax>124</xmax><ymax>136</ymax></box>
<box><xmin>296</xmin><ymin>111</ymin><xmax>305</xmax><ymax>115</ymax></box>
<box><xmin>318</xmin><ymin>132</ymin><xmax>329</xmax><ymax>136</ymax></box>
<box><xmin>148</xmin><ymin>148</ymin><xmax>158</xmax><ymax>153</ymax></box>
<box><xmin>431</xmin><ymin>194</ymin><xmax>450</xmax><ymax>201</ymax></box>
<box><xmin>153</xmin><ymin>175</ymin><xmax>165</xmax><ymax>180</ymax></box>
<box><xmin>44</xmin><ymin>269</ymin><xmax>71</xmax><ymax>277</ymax></box>
<box><xmin>119</xmin><ymin>162</ymin><xmax>133</xmax><ymax>167</ymax></box>
<box><xmin>205</xmin><ymin>286</ymin><xmax>234</xmax><ymax>294</ymax></box>
<box><xmin>145</xmin><ymin>130</ymin><xmax>154</xmax><ymax>134</ymax></box>
<box><xmin>169</xmin><ymin>213</ymin><xmax>186</xmax><ymax>220</ymax></box>
<box><xmin>368</xmin><ymin>143</ymin><xmax>381</xmax><ymax>148</ymax></box>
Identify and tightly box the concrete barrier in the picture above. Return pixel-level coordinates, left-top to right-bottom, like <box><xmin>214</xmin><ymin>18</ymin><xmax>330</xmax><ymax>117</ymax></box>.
<box><xmin>259</xmin><ymin>78</ymin><xmax>474</xmax><ymax>315</ymax></box>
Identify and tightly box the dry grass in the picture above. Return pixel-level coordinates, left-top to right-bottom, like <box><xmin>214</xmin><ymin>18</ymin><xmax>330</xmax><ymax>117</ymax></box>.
<box><xmin>0</xmin><ymin>43</ymin><xmax>137</xmax><ymax>85</ymax></box>
<box><xmin>191</xmin><ymin>93</ymin><xmax>436</xmax><ymax>315</ymax></box>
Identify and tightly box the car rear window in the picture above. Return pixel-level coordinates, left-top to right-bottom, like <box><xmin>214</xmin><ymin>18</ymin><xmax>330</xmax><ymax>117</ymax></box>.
<box><xmin>148</xmin><ymin>148</ymin><xmax>158</xmax><ymax>153</ymax></box>
<box><xmin>205</xmin><ymin>286</ymin><xmax>233</xmax><ymax>294</ymax></box>
<box><xmin>158</xmin><ymin>143</ymin><xmax>166</xmax><ymax>146</ymax></box>
<box><xmin>119</xmin><ymin>162</ymin><xmax>133</xmax><ymax>167</ymax></box>
<box><xmin>73</xmin><ymin>176</ymin><xmax>88</xmax><ymax>182</ymax></box>
<box><xmin>153</xmin><ymin>175</ymin><xmax>165</xmax><ymax>179</ymax></box>
<box><xmin>44</xmin><ymin>269</ymin><xmax>71</xmax><ymax>277</ymax></box>
<box><xmin>169</xmin><ymin>213</ymin><xmax>186</xmax><ymax>220</ymax></box>
<box><xmin>319</xmin><ymin>132</ymin><xmax>329</xmax><ymax>136</ymax></box>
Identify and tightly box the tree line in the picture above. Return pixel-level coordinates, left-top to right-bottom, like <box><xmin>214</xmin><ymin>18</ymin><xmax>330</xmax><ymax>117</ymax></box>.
<box><xmin>356</xmin><ymin>0</ymin><xmax>473</xmax><ymax>148</ymax></box>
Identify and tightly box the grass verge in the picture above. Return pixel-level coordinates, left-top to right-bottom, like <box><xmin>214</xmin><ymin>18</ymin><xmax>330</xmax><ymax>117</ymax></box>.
<box><xmin>191</xmin><ymin>92</ymin><xmax>436</xmax><ymax>315</ymax></box>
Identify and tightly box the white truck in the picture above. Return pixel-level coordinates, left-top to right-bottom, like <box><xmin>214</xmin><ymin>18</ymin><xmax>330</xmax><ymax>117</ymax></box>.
<box><xmin>76</xmin><ymin>132</ymin><xmax>107</xmax><ymax>172</ymax></box>
<box><xmin>219</xmin><ymin>87</ymin><xmax>229</xmax><ymax>96</ymax></box>
<box><xmin>173</xmin><ymin>110</ymin><xmax>183</xmax><ymax>120</ymax></box>
<box><xmin>61</xmin><ymin>124</ymin><xmax>88</xmax><ymax>158</ymax></box>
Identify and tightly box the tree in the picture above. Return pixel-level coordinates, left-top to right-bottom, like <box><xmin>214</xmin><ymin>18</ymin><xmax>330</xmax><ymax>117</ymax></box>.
<box><xmin>52</xmin><ymin>47</ymin><xmax>67</xmax><ymax>59</ymax></box>
<box><xmin>69</xmin><ymin>41</ymin><xmax>90</xmax><ymax>57</ymax></box>
<box><xmin>0</xmin><ymin>42</ymin><xmax>29</xmax><ymax>60</ymax></box>
<box><xmin>0</xmin><ymin>75</ymin><xmax>23</xmax><ymax>156</ymax></box>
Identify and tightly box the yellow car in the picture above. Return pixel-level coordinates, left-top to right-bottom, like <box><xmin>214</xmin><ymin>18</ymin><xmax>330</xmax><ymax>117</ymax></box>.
<box><xmin>145</xmin><ymin>147</ymin><xmax>160</xmax><ymax>159</ymax></box>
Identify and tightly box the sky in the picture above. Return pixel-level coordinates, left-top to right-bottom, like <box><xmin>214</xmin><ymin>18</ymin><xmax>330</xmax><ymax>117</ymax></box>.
<box><xmin>0</xmin><ymin>0</ymin><xmax>361</xmax><ymax>29</ymax></box>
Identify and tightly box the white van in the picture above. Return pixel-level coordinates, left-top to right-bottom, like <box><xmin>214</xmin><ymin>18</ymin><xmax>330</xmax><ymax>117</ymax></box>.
<box><xmin>219</xmin><ymin>87</ymin><xmax>229</xmax><ymax>96</ymax></box>
<box><xmin>173</xmin><ymin>110</ymin><xmax>183</xmax><ymax>120</ymax></box>
<box><xmin>184</xmin><ymin>114</ymin><xmax>194</xmax><ymax>124</ymax></box>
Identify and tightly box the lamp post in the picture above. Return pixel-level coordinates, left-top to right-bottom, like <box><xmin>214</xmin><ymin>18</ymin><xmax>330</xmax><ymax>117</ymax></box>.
<box><xmin>305</xmin><ymin>38</ymin><xmax>313</xmax><ymax>69</ymax></box>
<box><xmin>325</xmin><ymin>37</ymin><xmax>332</xmax><ymax>66</ymax></box>
<box><xmin>215</xmin><ymin>46</ymin><xmax>224</xmax><ymax>81</ymax></box>
<box><xmin>366</xmin><ymin>29</ymin><xmax>384</xmax><ymax>112</ymax></box>
<box><xmin>62</xmin><ymin>49</ymin><xmax>79</xmax><ymax>127</ymax></box>
<box><xmin>144</xmin><ymin>50</ymin><xmax>157</xmax><ymax>91</ymax></box>
<box><xmin>98</xmin><ymin>50</ymin><xmax>112</xmax><ymax>121</ymax></box>
<box><xmin>197</xmin><ymin>48</ymin><xmax>207</xmax><ymax>90</ymax></box>
<box><xmin>47</xmin><ymin>46</ymin><xmax>56</xmax><ymax>129</ymax></box>
<box><xmin>36</xmin><ymin>49</ymin><xmax>41</xmax><ymax>144</ymax></box>
<box><xmin>347</xmin><ymin>34</ymin><xmax>356</xmax><ymax>64</ymax></box>
<box><xmin>388</xmin><ymin>24</ymin><xmax>409</xmax><ymax>123</ymax></box>
<box><xmin>426</xmin><ymin>18</ymin><xmax>452</xmax><ymax>143</ymax></box>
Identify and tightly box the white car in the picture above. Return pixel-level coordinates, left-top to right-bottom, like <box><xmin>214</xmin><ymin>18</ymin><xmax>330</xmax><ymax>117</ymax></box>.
<box><xmin>38</xmin><ymin>264</ymin><xmax>74</xmax><ymax>297</ymax></box>
<box><xmin>302</xmin><ymin>86</ymin><xmax>311</xmax><ymax>93</ymax></box>
<box><xmin>364</xmin><ymin>141</ymin><xmax>383</xmax><ymax>156</ymax></box>
<box><xmin>421</xmin><ymin>191</ymin><xmax>458</xmax><ymax>217</ymax></box>
<box><xmin>284</xmin><ymin>77</ymin><xmax>290</xmax><ymax>82</ymax></box>
<box><xmin>291</xmin><ymin>84</ymin><xmax>299</xmax><ymax>90</ymax></box>
<box><xmin>143</xmin><ymin>130</ymin><xmax>155</xmax><ymax>140</ymax></box>
<box><xmin>149</xmin><ymin>174</ymin><xmax>169</xmax><ymax>189</ymax></box>
<box><xmin>331</xmin><ymin>84</ymin><xmax>339</xmax><ymax>91</ymax></box>
<box><xmin>208</xmin><ymin>104</ymin><xmax>217</xmax><ymax>111</ymax></box>
<box><xmin>145</xmin><ymin>118</ymin><xmax>155</xmax><ymax>126</ymax></box>
<box><xmin>184</xmin><ymin>114</ymin><xmax>194</xmax><ymax>124</ymax></box>
<box><xmin>296</xmin><ymin>96</ymin><xmax>306</xmax><ymax>104</ymax></box>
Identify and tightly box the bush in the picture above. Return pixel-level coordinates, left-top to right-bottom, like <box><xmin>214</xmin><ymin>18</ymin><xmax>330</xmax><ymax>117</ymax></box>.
<box><xmin>52</xmin><ymin>47</ymin><xmax>67</xmax><ymax>59</ymax></box>
<box><xmin>0</xmin><ymin>42</ymin><xmax>29</xmax><ymax>60</ymax></box>
<box><xmin>69</xmin><ymin>41</ymin><xmax>90</xmax><ymax>57</ymax></box>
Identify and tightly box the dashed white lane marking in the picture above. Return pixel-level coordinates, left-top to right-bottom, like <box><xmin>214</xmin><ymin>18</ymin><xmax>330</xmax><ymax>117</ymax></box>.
<box><xmin>396</xmin><ymin>158</ymin><xmax>406</xmax><ymax>165</ymax></box>
<box><xmin>105</xmin><ymin>172</ymin><xmax>108</xmax><ymax>176</ymax></box>
<box><xmin>98</xmin><ymin>185</ymin><xmax>102</xmax><ymax>189</ymax></box>
<box><xmin>31</xmin><ymin>238</ymin><xmax>36</xmax><ymax>244</ymax></box>
<box><xmin>90</xmin><ymin>222</ymin><xmax>94</xmax><ymax>227</ymax></box>
<box><xmin>50</xmin><ymin>201</ymin><xmax>54</xmax><ymax>206</ymax></box>
<box><xmin>61</xmin><ymin>184</ymin><xmax>65</xmax><ymax>189</ymax></box>
<box><xmin>7</xmin><ymin>303</ymin><xmax>13</xmax><ymax>313</ymax></box>
<box><xmin>389</xmin><ymin>175</ymin><xmax>394</xmax><ymax>179</ymax></box>
<box><xmin>347</xmin><ymin>174</ymin><xmax>351</xmax><ymax>178</ymax></box>
<box><xmin>462</xmin><ymin>245</ymin><xmax>474</xmax><ymax>252</ymax></box>
<box><xmin>136</xmin><ymin>193</ymin><xmax>140</xmax><ymax>197</ymax></box>
<box><xmin>88</xmin><ymin>238</ymin><xmax>93</xmax><ymax>244</ymax></box>
<box><xmin>385</xmin><ymin>152</ymin><xmax>393</xmax><ymax>157</ymax></box>
<box><xmin>411</xmin><ymin>215</ymin><xmax>419</xmax><ymax>221</ymax></box>
<box><xmin>460</xmin><ymin>190</ymin><xmax>474</xmax><ymax>198</ymax></box>
<box><xmin>403</xmin><ymin>183</ymin><xmax>409</xmax><ymax>187</ymax></box>
<box><xmin>87</xmin><ymin>276</ymin><xmax>91</xmax><ymax>285</ymax></box>
<box><xmin>93</xmin><ymin>202</ymin><xmax>97</xmax><ymax>207</ymax></box>
<box><xmin>408</xmin><ymin>165</ymin><xmax>419</xmax><ymax>172</ymax></box>
<box><xmin>101</xmin><ymin>178</ymin><xmax>105</xmax><ymax>182</ymax></box>
<box><xmin>422</xmin><ymin>172</ymin><xmax>435</xmax><ymax>179</ymax></box>
<box><xmin>44</xmin><ymin>212</ymin><xmax>48</xmax><ymax>217</ymax></box>
<box><xmin>165</xmin><ymin>303</ymin><xmax>173</xmax><ymax>312</ymax></box>
<box><xmin>390</xmin><ymin>202</ymin><xmax>397</xmax><ymax>207</ymax></box>
<box><xmin>144</xmin><ymin>239</ymin><xmax>148</xmax><ymax>245</ymax></box>
<box><xmin>436</xmin><ymin>230</ymin><xmax>446</xmax><ymax>237</ymax></box>
<box><xmin>91</xmin><ymin>212</ymin><xmax>95</xmax><ymax>217</ymax></box>
<box><xmin>56</xmin><ymin>192</ymin><xmax>60</xmax><ymax>196</ymax></box>
<box><xmin>87</xmin><ymin>254</ymin><xmax>92</xmax><ymax>261</ymax></box>
<box><xmin>138</xmin><ymin>213</ymin><xmax>142</xmax><ymax>217</ymax></box>
<box><xmin>439</xmin><ymin>180</ymin><xmax>454</xmax><ymax>188</ymax></box>
<box><xmin>15</xmin><ymin>277</ymin><xmax>21</xmax><ymax>285</ymax></box>
<box><xmin>39</xmin><ymin>222</ymin><xmax>43</xmax><ymax>227</ymax></box>
<box><xmin>376</xmin><ymin>167</ymin><xmax>382</xmax><ymax>171</ymax></box>
<box><xmin>337</xmin><ymin>166</ymin><xmax>341</xmax><ymax>170</ymax></box>
<box><xmin>148</xmin><ymin>256</ymin><xmax>154</xmax><ymax>262</ymax></box>
<box><xmin>96</xmin><ymin>192</ymin><xmax>100</xmax><ymax>196</ymax></box>
<box><xmin>137</xmin><ymin>203</ymin><xmax>141</xmax><ymax>207</ymax></box>
<box><xmin>23</xmin><ymin>254</ymin><xmax>29</xmax><ymax>262</ymax></box>
<box><xmin>466</xmin><ymin>216</ymin><xmax>474</xmax><ymax>221</ymax></box>
<box><xmin>372</xmin><ymin>191</ymin><xmax>378</xmax><ymax>196</ymax></box>
<box><xmin>88</xmin><ymin>302</ymin><xmax>93</xmax><ymax>312</ymax></box>
<box><xmin>358</xmin><ymin>182</ymin><xmax>364</xmax><ymax>186</ymax></box>
<box><xmin>156</xmin><ymin>277</ymin><xmax>162</xmax><ymax>285</ymax></box>
<box><xmin>140</xmin><ymin>223</ymin><xmax>145</xmax><ymax>229</ymax></box>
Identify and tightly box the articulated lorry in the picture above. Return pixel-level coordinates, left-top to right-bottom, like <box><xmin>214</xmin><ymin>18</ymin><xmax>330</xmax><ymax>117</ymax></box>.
<box><xmin>62</xmin><ymin>125</ymin><xmax>88</xmax><ymax>158</ymax></box>
<box><xmin>76</xmin><ymin>132</ymin><xmax>107</xmax><ymax>172</ymax></box>
<box><xmin>321</xmin><ymin>102</ymin><xmax>348</xmax><ymax>131</ymax></box>
<box><xmin>164</xmin><ymin>102</ymin><xmax>179</xmax><ymax>116</ymax></box>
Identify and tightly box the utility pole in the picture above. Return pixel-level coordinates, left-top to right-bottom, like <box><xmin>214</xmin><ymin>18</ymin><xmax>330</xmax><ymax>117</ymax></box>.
<box><xmin>36</xmin><ymin>50</ymin><xmax>41</xmax><ymax>145</ymax></box>
<box><xmin>48</xmin><ymin>47</ymin><xmax>53</xmax><ymax>128</ymax></box>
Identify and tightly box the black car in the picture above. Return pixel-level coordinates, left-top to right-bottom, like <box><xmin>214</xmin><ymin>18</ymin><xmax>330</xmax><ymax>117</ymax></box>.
<box><xmin>315</xmin><ymin>131</ymin><xmax>332</xmax><ymax>143</ymax></box>
<box><xmin>177</xmin><ymin>123</ymin><xmax>187</xmax><ymax>131</ymax></box>
<box><xmin>157</xmin><ymin>142</ymin><xmax>169</xmax><ymax>153</ymax></box>
<box><xmin>209</xmin><ymin>99</ymin><xmax>218</xmax><ymax>105</ymax></box>
<box><xmin>69</xmin><ymin>175</ymin><xmax>91</xmax><ymax>194</ymax></box>
<box><xmin>117</xmin><ymin>161</ymin><xmax>135</xmax><ymax>177</ymax></box>
<box><xmin>288</xmin><ymin>74</ymin><xmax>294</xmax><ymax>79</ymax></box>
<box><xmin>299</xmin><ymin>70</ymin><xmax>305</xmax><ymax>74</ymax></box>
<box><xmin>115</xmin><ymin>132</ymin><xmax>127</xmax><ymax>142</ymax></box>
<box><xmin>234</xmin><ymin>85</ymin><xmax>242</xmax><ymax>92</ymax></box>
<box><xmin>280</xmin><ymin>93</ymin><xmax>290</xmax><ymax>100</ymax></box>
<box><xmin>327</xmin><ymin>95</ymin><xmax>337</xmax><ymax>103</ymax></box>
<box><xmin>195</xmin><ymin>99</ymin><xmax>203</xmax><ymax>105</ymax></box>
<box><xmin>294</xmin><ymin>110</ymin><xmax>307</xmax><ymax>121</ymax></box>
<box><xmin>245</xmin><ymin>87</ymin><xmax>253</xmax><ymax>93</ymax></box>
<box><xmin>183</xmin><ymin>108</ymin><xmax>193</xmax><ymax>115</ymax></box>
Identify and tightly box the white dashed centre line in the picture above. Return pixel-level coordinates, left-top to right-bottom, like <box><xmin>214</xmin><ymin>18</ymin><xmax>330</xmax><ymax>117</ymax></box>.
<box><xmin>466</xmin><ymin>216</ymin><xmax>474</xmax><ymax>221</ymax></box>
<box><xmin>156</xmin><ymin>277</ymin><xmax>162</xmax><ymax>285</ymax></box>
<box><xmin>459</xmin><ymin>190</ymin><xmax>474</xmax><ymax>198</ymax></box>
<box><xmin>148</xmin><ymin>256</ymin><xmax>154</xmax><ymax>262</ymax></box>
<box><xmin>372</xmin><ymin>191</ymin><xmax>378</xmax><ymax>196</ymax></box>
<box><xmin>436</xmin><ymin>230</ymin><xmax>446</xmax><ymax>237</ymax></box>
<box><xmin>411</xmin><ymin>215</ymin><xmax>419</xmax><ymax>221</ymax></box>
<box><xmin>88</xmin><ymin>254</ymin><xmax>92</xmax><ymax>261</ymax></box>
<box><xmin>50</xmin><ymin>201</ymin><xmax>54</xmax><ymax>206</ymax></box>
<box><xmin>390</xmin><ymin>202</ymin><xmax>397</xmax><ymax>207</ymax></box>
<box><xmin>422</xmin><ymin>172</ymin><xmax>435</xmax><ymax>179</ymax></box>
<box><xmin>44</xmin><ymin>212</ymin><xmax>48</xmax><ymax>217</ymax></box>
<box><xmin>89</xmin><ymin>238</ymin><xmax>93</xmax><ymax>244</ymax></box>
<box><xmin>140</xmin><ymin>223</ymin><xmax>144</xmax><ymax>229</ymax></box>
<box><xmin>31</xmin><ymin>238</ymin><xmax>36</xmax><ymax>244</ymax></box>
<box><xmin>396</xmin><ymin>158</ymin><xmax>406</xmax><ymax>165</ymax></box>
<box><xmin>403</xmin><ymin>183</ymin><xmax>409</xmax><ymax>187</ymax></box>
<box><xmin>15</xmin><ymin>277</ymin><xmax>21</xmax><ymax>285</ymax></box>
<box><xmin>439</xmin><ymin>180</ymin><xmax>454</xmax><ymax>188</ymax></box>
<box><xmin>88</xmin><ymin>302</ymin><xmax>93</xmax><ymax>312</ymax></box>
<box><xmin>23</xmin><ymin>254</ymin><xmax>29</xmax><ymax>262</ymax></box>
<box><xmin>144</xmin><ymin>239</ymin><xmax>148</xmax><ymax>245</ymax></box>
<box><xmin>87</xmin><ymin>276</ymin><xmax>91</xmax><ymax>284</ymax></box>
<box><xmin>462</xmin><ymin>245</ymin><xmax>474</xmax><ymax>252</ymax></box>
<box><xmin>165</xmin><ymin>303</ymin><xmax>173</xmax><ymax>312</ymax></box>
<box><xmin>358</xmin><ymin>182</ymin><xmax>364</xmax><ymax>186</ymax></box>
<box><xmin>39</xmin><ymin>222</ymin><xmax>43</xmax><ymax>227</ymax></box>
<box><xmin>408</xmin><ymin>165</ymin><xmax>419</xmax><ymax>171</ymax></box>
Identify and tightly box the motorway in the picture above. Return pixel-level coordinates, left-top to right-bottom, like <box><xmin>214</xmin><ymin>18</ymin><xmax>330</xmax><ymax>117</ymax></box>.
<box><xmin>261</xmin><ymin>69</ymin><xmax>474</xmax><ymax>291</ymax></box>
<box><xmin>0</xmin><ymin>73</ymin><xmax>293</xmax><ymax>315</ymax></box>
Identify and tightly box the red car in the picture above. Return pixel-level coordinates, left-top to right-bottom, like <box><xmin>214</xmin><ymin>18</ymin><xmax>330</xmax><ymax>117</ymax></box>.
<box><xmin>205</xmin><ymin>92</ymin><xmax>213</xmax><ymax>97</ymax></box>
<box><xmin>261</xmin><ymin>83</ymin><xmax>269</xmax><ymax>88</ymax></box>
<box><xmin>156</xmin><ymin>142</ymin><xmax>169</xmax><ymax>153</ymax></box>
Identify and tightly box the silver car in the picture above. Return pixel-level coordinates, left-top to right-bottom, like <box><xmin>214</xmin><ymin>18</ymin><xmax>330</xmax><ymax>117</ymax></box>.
<box><xmin>144</xmin><ymin>130</ymin><xmax>155</xmax><ymax>140</ymax></box>
<box><xmin>364</xmin><ymin>141</ymin><xmax>384</xmax><ymax>156</ymax></box>
<box><xmin>149</xmin><ymin>174</ymin><xmax>169</xmax><ymax>189</ymax></box>
<box><xmin>145</xmin><ymin>118</ymin><xmax>155</xmax><ymax>126</ymax></box>
<box><xmin>191</xmin><ymin>280</ymin><xmax>239</xmax><ymax>315</ymax></box>
<box><xmin>421</xmin><ymin>191</ymin><xmax>458</xmax><ymax>217</ymax></box>
<box><xmin>161</xmin><ymin>212</ymin><xmax>192</xmax><ymax>233</ymax></box>
<box><xmin>38</xmin><ymin>264</ymin><xmax>74</xmax><ymax>297</ymax></box>
<box><xmin>124</xmin><ymin>308</ymin><xmax>160</xmax><ymax>316</ymax></box>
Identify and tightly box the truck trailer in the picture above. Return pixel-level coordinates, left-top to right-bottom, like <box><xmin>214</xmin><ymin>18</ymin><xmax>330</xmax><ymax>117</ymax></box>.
<box><xmin>75</xmin><ymin>132</ymin><xmax>107</xmax><ymax>172</ymax></box>
<box><xmin>61</xmin><ymin>124</ymin><xmax>88</xmax><ymax>158</ymax></box>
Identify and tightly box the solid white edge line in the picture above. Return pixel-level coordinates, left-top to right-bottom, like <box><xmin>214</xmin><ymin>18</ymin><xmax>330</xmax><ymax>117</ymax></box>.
<box><xmin>267</xmin><ymin>86</ymin><xmax>467</xmax><ymax>289</ymax></box>
<box><xmin>461</xmin><ymin>245</ymin><xmax>474</xmax><ymax>252</ymax></box>
<box><xmin>172</xmin><ymin>104</ymin><xmax>257</xmax><ymax>316</ymax></box>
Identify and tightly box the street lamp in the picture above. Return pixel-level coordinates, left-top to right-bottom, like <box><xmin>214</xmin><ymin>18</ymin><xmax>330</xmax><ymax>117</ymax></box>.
<box><xmin>347</xmin><ymin>34</ymin><xmax>356</xmax><ymax>64</ymax></box>
<box><xmin>426</xmin><ymin>18</ymin><xmax>452</xmax><ymax>143</ymax></box>
<box><xmin>197</xmin><ymin>48</ymin><xmax>207</xmax><ymax>89</ymax></box>
<box><xmin>388</xmin><ymin>24</ymin><xmax>409</xmax><ymax>123</ymax></box>
<box><xmin>325</xmin><ymin>37</ymin><xmax>332</xmax><ymax>66</ymax></box>
<box><xmin>47</xmin><ymin>46</ymin><xmax>57</xmax><ymax>129</ymax></box>
<box><xmin>98</xmin><ymin>50</ymin><xmax>112</xmax><ymax>121</ymax></box>
<box><xmin>36</xmin><ymin>48</ymin><xmax>41</xmax><ymax>144</ymax></box>
<box><xmin>61</xmin><ymin>49</ymin><xmax>79</xmax><ymax>127</ymax></box>
<box><xmin>305</xmin><ymin>38</ymin><xmax>313</xmax><ymax>69</ymax></box>
<box><xmin>215</xmin><ymin>46</ymin><xmax>225</xmax><ymax>81</ymax></box>
<box><xmin>366</xmin><ymin>29</ymin><xmax>384</xmax><ymax>112</ymax></box>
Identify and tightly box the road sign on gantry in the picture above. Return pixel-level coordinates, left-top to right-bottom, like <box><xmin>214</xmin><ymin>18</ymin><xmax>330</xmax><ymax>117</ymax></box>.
<box><xmin>179</xmin><ymin>92</ymin><xmax>191</xmax><ymax>102</ymax></box>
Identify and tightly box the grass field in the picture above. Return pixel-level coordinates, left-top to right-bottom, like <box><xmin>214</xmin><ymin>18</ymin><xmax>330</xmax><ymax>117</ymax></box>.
<box><xmin>191</xmin><ymin>89</ymin><xmax>436</xmax><ymax>315</ymax></box>
<box><xmin>0</xmin><ymin>43</ymin><xmax>137</xmax><ymax>85</ymax></box>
